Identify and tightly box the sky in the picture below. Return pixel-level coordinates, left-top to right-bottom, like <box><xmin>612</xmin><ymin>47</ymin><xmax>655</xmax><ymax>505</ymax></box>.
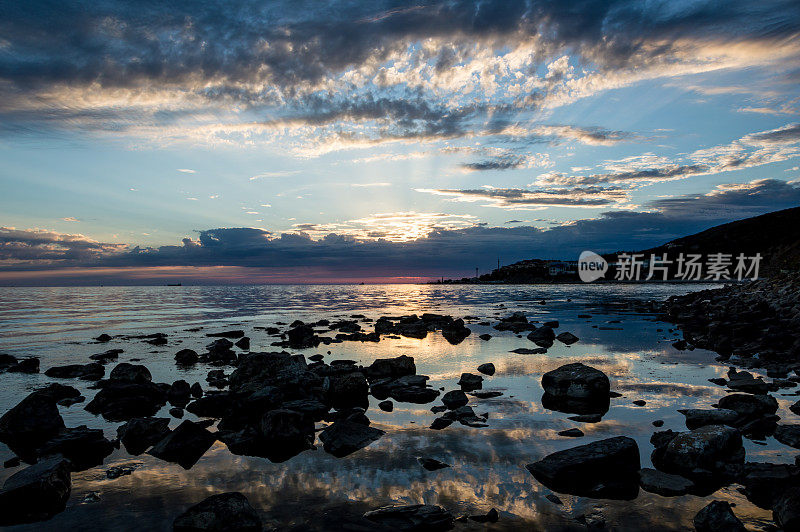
<box><xmin>1</xmin><ymin>0</ymin><xmax>800</xmax><ymax>284</ymax></box>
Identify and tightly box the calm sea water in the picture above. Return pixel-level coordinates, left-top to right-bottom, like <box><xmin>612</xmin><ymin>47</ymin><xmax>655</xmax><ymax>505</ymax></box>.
<box><xmin>0</xmin><ymin>284</ymin><xmax>792</xmax><ymax>530</ymax></box>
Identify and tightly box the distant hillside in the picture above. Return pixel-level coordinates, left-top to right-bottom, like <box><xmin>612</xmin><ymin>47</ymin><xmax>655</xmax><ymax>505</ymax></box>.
<box><xmin>631</xmin><ymin>206</ymin><xmax>800</xmax><ymax>273</ymax></box>
<box><xmin>439</xmin><ymin>206</ymin><xmax>800</xmax><ymax>283</ymax></box>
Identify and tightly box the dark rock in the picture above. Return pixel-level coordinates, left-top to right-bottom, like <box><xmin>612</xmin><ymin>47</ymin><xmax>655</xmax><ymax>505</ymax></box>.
<box><xmin>324</xmin><ymin>372</ymin><xmax>369</xmax><ymax>409</ymax></box>
<box><xmin>441</xmin><ymin>319</ymin><xmax>471</xmax><ymax>345</ymax></box>
<box><xmin>477</xmin><ymin>363</ymin><xmax>495</xmax><ymax>376</ymax></box>
<box><xmin>168</xmin><ymin>380</ymin><xmax>191</xmax><ymax>408</ymax></box>
<box><xmin>419</xmin><ymin>457</ymin><xmax>450</xmax><ymax>471</ymax></box>
<box><xmin>387</xmin><ymin>383</ymin><xmax>440</xmax><ymax>404</ymax></box>
<box><xmin>558</xmin><ymin>428</ymin><xmax>584</xmax><ymax>437</ymax></box>
<box><xmin>170</xmin><ymin>407</ymin><xmax>184</xmax><ymax>418</ymax></box>
<box><xmin>430</xmin><ymin>417</ymin><xmax>453</xmax><ymax>430</ymax></box>
<box><xmin>0</xmin><ymin>457</ymin><xmax>72</xmax><ymax>526</ymax></box>
<box><xmin>85</xmin><ymin>381</ymin><xmax>167</xmax><ymax>422</ymax></box>
<box><xmin>637</xmin><ymin>468</ymin><xmax>694</xmax><ymax>496</ymax></box>
<box><xmin>478</xmin><ymin>334</ymin><xmax>492</xmax><ymax>341</ymax></box>
<box><xmin>365</xmin><ymin>355</ymin><xmax>416</xmax><ymax>380</ymax></box>
<box><xmin>4</xmin><ymin>456</ymin><xmax>20</xmax><ymax>468</ymax></box>
<box><xmin>654</xmin><ymin>425</ymin><xmax>744</xmax><ymax>486</ymax></box>
<box><xmin>117</xmin><ymin>417</ymin><xmax>172</xmax><ymax>455</ymax></box>
<box><xmin>0</xmin><ymin>389</ymin><xmax>65</xmax><ymax>453</ymax></box>
<box><xmin>556</xmin><ymin>332</ymin><xmax>579</xmax><ymax>345</ymax></box>
<box><xmin>545</xmin><ymin>493</ymin><xmax>562</xmax><ymax>505</ymax></box>
<box><xmin>726</xmin><ymin>368</ymin><xmax>771</xmax><ymax>394</ymax></box>
<box><xmin>234</xmin><ymin>337</ymin><xmax>250</xmax><ymax>350</ymax></box>
<box><xmin>90</xmin><ymin>349</ymin><xmax>122</xmax><ymax>364</ymax></box>
<box><xmin>510</xmin><ymin>347</ymin><xmax>547</xmax><ymax>355</ymax></box>
<box><xmin>526</xmin><ymin>436</ymin><xmax>640</xmax><ymax>499</ymax></box>
<box><xmin>693</xmin><ymin>500</ymin><xmax>745</xmax><ymax>532</ymax></box>
<box><xmin>286</xmin><ymin>324</ymin><xmax>319</xmax><ymax>349</ymax></box>
<box><xmin>6</xmin><ymin>357</ymin><xmax>40</xmax><ymax>373</ymax></box>
<box><xmin>632</xmin><ymin>400</ymin><xmax>646</xmax><ymax>406</ymax></box>
<box><xmin>319</xmin><ymin>420</ymin><xmax>385</xmax><ymax>457</ymax></box>
<box><xmin>773</xmin><ymin>486</ymin><xmax>800</xmax><ymax>531</ymax></box>
<box><xmin>717</xmin><ymin>393</ymin><xmax>778</xmax><ymax>418</ymax></box>
<box><xmin>527</xmin><ymin>326</ymin><xmax>556</xmax><ymax>347</ymax></box>
<box><xmin>190</xmin><ymin>382</ymin><xmax>203</xmax><ymax>398</ymax></box>
<box><xmin>186</xmin><ymin>393</ymin><xmax>235</xmax><ymax>418</ymax></box>
<box><xmin>679</xmin><ymin>408</ymin><xmax>739</xmax><ymax>430</ymax></box>
<box><xmin>652</xmin><ymin>420</ymin><xmax>664</xmax><ymax>427</ymax></box>
<box><xmin>173</xmin><ymin>492</ymin><xmax>262</xmax><ymax>532</ymax></box>
<box><xmin>109</xmin><ymin>362</ymin><xmax>152</xmax><ymax>383</ymax></box>
<box><xmin>378</xmin><ymin>400</ymin><xmax>393</xmax><ymax>412</ymax></box>
<box><xmin>468</xmin><ymin>508</ymin><xmax>499</xmax><ymax>523</ymax></box>
<box><xmin>175</xmin><ymin>349</ymin><xmax>199</xmax><ymax>365</ymax></box>
<box><xmin>45</xmin><ymin>362</ymin><xmax>104</xmax><ymax>380</ymax></box>
<box><xmin>568</xmin><ymin>414</ymin><xmax>603</xmax><ymax>423</ymax></box>
<box><xmin>775</xmin><ymin>424</ymin><xmax>800</xmax><ymax>449</ymax></box>
<box><xmin>708</xmin><ymin>378</ymin><xmax>727</xmax><ymax>386</ymax></box>
<box><xmin>363</xmin><ymin>504</ymin><xmax>454</xmax><ymax>531</ymax></box>
<box><xmin>442</xmin><ymin>390</ymin><xmax>469</xmax><ymax>410</ymax></box>
<box><xmin>740</xmin><ymin>462</ymin><xmax>800</xmax><ymax>509</ymax></box>
<box><xmin>37</xmin><ymin>425</ymin><xmax>114</xmax><ymax>470</ymax></box>
<box><xmin>457</xmin><ymin>373</ymin><xmax>483</xmax><ymax>391</ymax></box>
<box><xmin>542</xmin><ymin>363</ymin><xmax>610</xmax><ymax>400</ymax></box>
<box><xmin>148</xmin><ymin>420</ymin><xmax>216</xmax><ymax>469</ymax></box>
<box><xmin>96</xmin><ymin>334</ymin><xmax>112</xmax><ymax>342</ymax></box>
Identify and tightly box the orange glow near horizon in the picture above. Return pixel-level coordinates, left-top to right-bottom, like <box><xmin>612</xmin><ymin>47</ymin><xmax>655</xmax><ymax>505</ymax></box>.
<box><xmin>0</xmin><ymin>266</ymin><xmax>438</xmax><ymax>285</ymax></box>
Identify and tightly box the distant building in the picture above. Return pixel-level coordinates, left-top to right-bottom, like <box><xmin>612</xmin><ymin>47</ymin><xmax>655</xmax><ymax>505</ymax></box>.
<box><xmin>547</xmin><ymin>261</ymin><xmax>578</xmax><ymax>276</ymax></box>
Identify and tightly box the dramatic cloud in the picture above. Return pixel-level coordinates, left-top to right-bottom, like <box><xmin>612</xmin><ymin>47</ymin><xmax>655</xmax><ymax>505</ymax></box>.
<box><xmin>1</xmin><ymin>0</ymin><xmax>798</xmax><ymax>152</ymax></box>
<box><xmin>650</xmin><ymin>178</ymin><xmax>800</xmax><ymax>219</ymax></box>
<box><xmin>0</xmin><ymin>227</ymin><xmax>125</xmax><ymax>263</ymax></box>
<box><xmin>539</xmin><ymin>124</ymin><xmax>800</xmax><ymax>186</ymax></box>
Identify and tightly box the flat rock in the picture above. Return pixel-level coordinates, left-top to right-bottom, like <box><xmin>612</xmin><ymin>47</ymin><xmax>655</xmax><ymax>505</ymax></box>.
<box><xmin>558</xmin><ymin>428</ymin><xmax>584</xmax><ymax>437</ymax></box>
<box><xmin>542</xmin><ymin>363</ymin><xmax>610</xmax><ymax>400</ymax></box>
<box><xmin>678</xmin><ymin>408</ymin><xmax>739</xmax><ymax>430</ymax></box>
<box><xmin>556</xmin><ymin>332</ymin><xmax>579</xmax><ymax>345</ymax></box>
<box><xmin>319</xmin><ymin>420</ymin><xmax>384</xmax><ymax>458</ymax></box>
<box><xmin>419</xmin><ymin>457</ymin><xmax>450</xmax><ymax>471</ymax></box>
<box><xmin>109</xmin><ymin>363</ymin><xmax>152</xmax><ymax>383</ymax></box>
<box><xmin>37</xmin><ymin>425</ymin><xmax>114</xmax><ymax>471</ymax></box>
<box><xmin>773</xmin><ymin>486</ymin><xmax>800</xmax><ymax>531</ymax></box>
<box><xmin>477</xmin><ymin>363</ymin><xmax>495</xmax><ymax>376</ymax></box>
<box><xmin>526</xmin><ymin>436</ymin><xmax>640</xmax><ymax>500</ymax></box>
<box><xmin>638</xmin><ymin>468</ymin><xmax>694</xmax><ymax>496</ymax></box>
<box><xmin>774</xmin><ymin>424</ymin><xmax>800</xmax><ymax>449</ymax></box>
<box><xmin>717</xmin><ymin>393</ymin><xmax>778</xmax><ymax>418</ymax></box>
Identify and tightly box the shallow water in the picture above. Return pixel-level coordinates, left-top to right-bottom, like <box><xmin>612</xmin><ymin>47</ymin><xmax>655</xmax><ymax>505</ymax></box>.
<box><xmin>0</xmin><ymin>284</ymin><xmax>794</xmax><ymax>530</ymax></box>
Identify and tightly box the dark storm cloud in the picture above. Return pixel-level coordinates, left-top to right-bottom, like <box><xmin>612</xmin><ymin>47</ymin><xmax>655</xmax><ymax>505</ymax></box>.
<box><xmin>6</xmin><ymin>178</ymin><xmax>797</xmax><ymax>280</ymax></box>
<box><xmin>650</xmin><ymin>178</ymin><xmax>800</xmax><ymax>219</ymax></box>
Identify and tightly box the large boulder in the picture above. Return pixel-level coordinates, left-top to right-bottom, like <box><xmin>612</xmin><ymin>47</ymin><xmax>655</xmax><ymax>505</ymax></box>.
<box><xmin>319</xmin><ymin>420</ymin><xmax>385</xmax><ymax>458</ymax></box>
<box><xmin>693</xmin><ymin>500</ymin><xmax>745</xmax><ymax>532</ymax></box>
<box><xmin>541</xmin><ymin>363</ymin><xmax>610</xmax><ymax>416</ymax></box>
<box><xmin>655</xmin><ymin>425</ymin><xmax>744</xmax><ymax>486</ymax></box>
<box><xmin>173</xmin><ymin>492</ymin><xmax>262</xmax><ymax>531</ymax></box>
<box><xmin>0</xmin><ymin>389</ymin><xmax>65</xmax><ymax>453</ymax></box>
<box><xmin>365</xmin><ymin>355</ymin><xmax>415</xmax><ymax>380</ymax></box>
<box><xmin>117</xmin><ymin>417</ymin><xmax>171</xmax><ymax>455</ymax></box>
<box><xmin>526</xmin><ymin>436</ymin><xmax>640</xmax><ymax>499</ymax></box>
<box><xmin>324</xmin><ymin>372</ymin><xmax>369</xmax><ymax>409</ymax></box>
<box><xmin>542</xmin><ymin>363</ymin><xmax>610</xmax><ymax>399</ymax></box>
<box><xmin>440</xmin><ymin>319</ymin><xmax>470</xmax><ymax>345</ymax></box>
<box><xmin>85</xmin><ymin>381</ymin><xmax>167</xmax><ymax>421</ymax></box>
<box><xmin>441</xmin><ymin>390</ymin><xmax>468</xmax><ymax>410</ymax></box>
<box><xmin>109</xmin><ymin>362</ymin><xmax>152</xmax><ymax>383</ymax></box>
<box><xmin>740</xmin><ymin>462</ymin><xmax>800</xmax><ymax>509</ymax></box>
<box><xmin>175</xmin><ymin>349</ymin><xmax>199</xmax><ymax>365</ymax></box>
<box><xmin>0</xmin><ymin>457</ymin><xmax>72</xmax><ymax>526</ymax></box>
<box><xmin>363</xmin><ymin>504</ymin><xmax>454</xmax><ymax>531</ymax></box>
<box><xmin>716</xmin><ymin>393</ymin><xmax>778</xmax><ymax>418</ymax></box>
<box><xmin>147</xmin><ymin>420</ymin><xmax>216</xmax><ymax>469</ymax></box>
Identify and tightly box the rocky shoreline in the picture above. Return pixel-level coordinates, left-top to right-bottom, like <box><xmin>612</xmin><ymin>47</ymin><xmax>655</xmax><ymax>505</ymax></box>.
<box><xmin>0</xmin><ymin>290</ymin><xmax>799</xmax><ymax>529</ymax></box>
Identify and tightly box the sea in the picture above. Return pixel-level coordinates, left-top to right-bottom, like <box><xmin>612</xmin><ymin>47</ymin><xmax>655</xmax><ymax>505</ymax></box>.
<box><xmin>0</xmin><ymin>284</ymin><xmax>790</xmax><ymax>530</ymax></box>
